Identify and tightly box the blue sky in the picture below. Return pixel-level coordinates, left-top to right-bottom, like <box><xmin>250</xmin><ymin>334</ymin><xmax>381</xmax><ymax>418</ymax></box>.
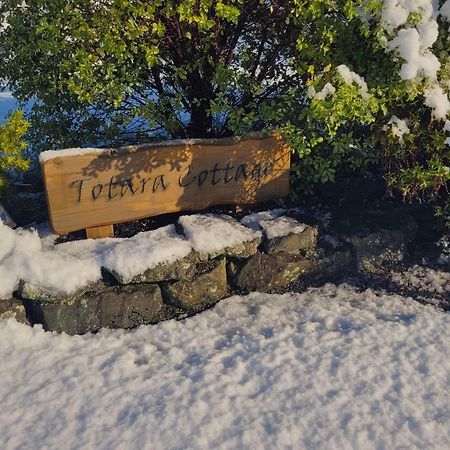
<box><xmin>0</xmin><ymin>91</ymin><xmax>19</xmax><ymax>123</ymax></box>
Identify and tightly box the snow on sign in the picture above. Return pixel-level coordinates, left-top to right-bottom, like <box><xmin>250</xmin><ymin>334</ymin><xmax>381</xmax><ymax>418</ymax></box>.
<box><xmin>40</xmin><ymin>134</ymin><xmax>291</xmax><ymax>236</ymax></box>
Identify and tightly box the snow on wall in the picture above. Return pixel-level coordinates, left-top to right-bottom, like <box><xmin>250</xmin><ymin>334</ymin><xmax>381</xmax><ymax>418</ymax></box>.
<box><xmin>240</xmin><ymin>208</ymin><xmax>286</xmax><ymax>230</ymax></box>
<box><xmin>178</xmin><ymin>214</ymin><xmax>261</xmax><ymax>255</ymax></box>
<box><xmin>241</xmin><ymin>211</ymin><xmax>307</xmax><ymax>239</ymax></box>
<box><xmin>0</xmin><ymin>214</ymin><xmax>262</xmax><ymax>298</ymax></box>
<box><xmin>0</xmin><ymin>222</ymin><xmax>101</xmax><ymax>298</ymax></box>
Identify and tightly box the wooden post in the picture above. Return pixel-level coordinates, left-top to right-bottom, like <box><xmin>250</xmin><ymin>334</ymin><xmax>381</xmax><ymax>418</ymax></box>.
<box><xmin>86</xmin><ymin>224</ymin><xmax>114</xmax><ymax>239</ymax></box>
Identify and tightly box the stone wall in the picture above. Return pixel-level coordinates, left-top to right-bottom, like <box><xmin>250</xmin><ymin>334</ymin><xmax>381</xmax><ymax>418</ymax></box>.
<box><xmin>0</xmin><ymin>207</ymin><xmax>418</xmax><ymax>335</ymax></box>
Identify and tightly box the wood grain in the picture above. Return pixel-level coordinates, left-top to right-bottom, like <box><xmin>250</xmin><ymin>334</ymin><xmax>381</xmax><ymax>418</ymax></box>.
<box><xmin>41</xmin><ymin>133</ymin><xmax>291</xmax><ymax>235</ymax></box>
<box><xmin>86</xmin><ymin>224</ymin><xmax>115</xmax><ymax>239</ymax></box>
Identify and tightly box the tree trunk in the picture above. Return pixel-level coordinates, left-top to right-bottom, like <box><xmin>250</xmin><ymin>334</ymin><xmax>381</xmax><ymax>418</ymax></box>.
<box><xmin>187</xmin><ymin>99</ymin><xmax>213</xmax><ymax>138</ymax></box>
<box><xmin>185</xmin><ymin>69</ymin><xmax>215</xmax><ymax>138</ymax></box>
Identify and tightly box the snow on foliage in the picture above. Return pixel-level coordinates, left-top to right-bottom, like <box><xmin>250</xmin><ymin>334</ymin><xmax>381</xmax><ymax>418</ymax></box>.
<box><xmin>424</xmin><ymin>84</ymin><xmax>450</xmax><ymax>120</ymax></box>
<box><xmin>306</xmin><ymin>1</ymin><xmax>450</xmax><ymax>146</ymax></box>
<box><xmin>311</xmin><ymin>82</ymin><xmax>336</xmax><ymax>100</ymax></box>
<box><xmin>336</xmin><ymin>65</ymin><xmax>370</xmax><ymax>99</ymax></box>
<box><xmin>381</xmin><ymin>0</ymin><xmax>409</xmax><ymax>30</ymax></box>
<box><xmin>441</xmin><ymin>0</ymin><xmax>450</xmax><ymax>21</ymax></box>
<box><xmin>344</xmin><ymin>1</ymin><xmax>450</xmax><ymax>135</ymax></box>
<box><xmin>445</xmin><ymin>120</ymin><xmax>450</xmax><ymax>146</ymax></box>
<box><xmin>1</xmin><ymin>285</ymin><xmax>449</xmax><ymax>449</ymax></box>
<box><xmin>387</xmin><ymin>115</ymin><xmax>410</xmax><ymax>143</ymax></box>
<box><xmin>380</xmin><ymin>0</ymin><xmax>449</xmax><ymax>122</ymax></box>
<box><xmin>386</xmin><ymin>27</ymin><xmax>440</xmax><ymax>81</ymax></box>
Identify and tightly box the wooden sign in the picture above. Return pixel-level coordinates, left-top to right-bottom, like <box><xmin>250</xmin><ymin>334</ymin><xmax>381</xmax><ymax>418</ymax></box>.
<box><xmin>40</xmin><ymin>133</ymin><xmax>291</xmax><ymax>236</ymax></box>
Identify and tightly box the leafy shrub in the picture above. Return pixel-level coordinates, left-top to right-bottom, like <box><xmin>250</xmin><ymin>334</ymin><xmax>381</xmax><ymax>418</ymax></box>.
<box><xmin>282</xmin><ymin>1</ymin><xmax>450</xmax><ymax>221</ymax></box>
<box><xmin>0</xmin><ymin>0</ymin><xmax>300</xmax><ymax>150</ymax></box>
<box><xmin>1</xmin><ymin>1</ymin><xmax>449</xmax><ymax>220</ymax></box>
<box><xmin>0</xmin><ymin>110</ymin><xmax>29</xmax><ymax>194</ymax></box>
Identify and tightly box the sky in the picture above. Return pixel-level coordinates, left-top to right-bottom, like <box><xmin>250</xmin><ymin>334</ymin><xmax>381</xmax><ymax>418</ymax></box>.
<box><xmin>0</xmin><ymin>91</ymin><xmax>18</xmax><ymax>123</ymax></box>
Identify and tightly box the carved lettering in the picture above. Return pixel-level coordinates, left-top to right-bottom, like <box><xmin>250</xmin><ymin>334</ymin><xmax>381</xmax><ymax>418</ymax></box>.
<box><xmin>91</xmin><ymin>184</ymin><xmax>103</xmax><ymax>200</ymax></box>
<box><xmin>224</xmin><ymin>161</ymin><xmax>234</xmax><ymax>184</ymax></box>
<box><xmin>179</xmin><ymin>165</ymin><xmax>196</xmax><ymax>187</ymax></box>
<box><xmin>66</xmin><ymin>154</ymin><xmax>288</xmax><ymax>205</ymax></box>
<box><xmin>153</xmin><ymin>174</ymin><xmax>168</xmax><ymax>192</ymax></box>
<box><xmin>235</xmin><ymin>164</ymin><xmax>248</xmax><ymax>182</ymax></box>
<box><xmin>210</xmin><ymin>163</ymin><xmax>222</xmax><ymax>185</ymax></box>
<box><xmin>140</xmin><ymin>177</ymin><xmax>152</xmax><ymax>193</ymax></box>
<box><xmin>69</xmin><ymin>177</ymin><xmax>93</xmax><ymax>203</ymax></box>
<box><xmin>197</xmin><ymin>170</ymin><xmax>209</xmax><ymax>186</ymax></box>
<box><xmin>252</xmin><ymin>164</ymin><xmax>262</xmax><ymax>183</ymax></box>
<box><xmin>120</xmin><ymin>179</ymin><xmax>138</xmax><ymax>197</ymax></box>
<box><xmin>108</xmin><ymin>176</ymin><xmax>118</xmax><ymax>200</ymax></box>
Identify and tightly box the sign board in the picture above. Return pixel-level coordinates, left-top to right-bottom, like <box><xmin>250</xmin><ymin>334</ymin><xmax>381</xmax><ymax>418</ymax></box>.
<box><xmin>40</xmin><ymin>133</ymin><xmax>291</xmax><ymax>235</ymax></box>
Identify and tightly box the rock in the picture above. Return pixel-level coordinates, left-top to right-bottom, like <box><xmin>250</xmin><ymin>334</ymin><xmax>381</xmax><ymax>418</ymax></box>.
<box><xmin>263</xmin><ymin>224</ymin><xmax>318</xmax><ymax>254</ymax></box>
<box><xmin>26</xmin><ymin>283</ymin><xmax>163</xmax><ymax>335</ymax></box>
<box><xmin>332</xmin><ymin>205</ymin><xmax>418</xmax><ymax>271</ymax></box>
<box><xmin>437</xmin><ymin>234</ymin><xmax>450</xmax><ymax>270</ymax></box>
<box><xmin>107</xmin><ymin>251</ymin><xmax>201</xmax><ymax>284</ymax></box>
<box><xmin>226</xmin><ymin>259</ymin><xmax>241</xmax><ymax>287</ymax></box>
<box><xmin>20</xmin><ymin>281</ymin><xmax>104</xmax><ymax>304</ymax></box>
<box><xmin>236</xmin><ymin>252</ymin><xmax>317</xmax><ymax>292</ymax></box>
<box><xmin>314</xmin><ymin>247</ymin><xmax>354</xmax><ymax>280</ymax></box>
<box><xmin>241</xmin><ymin>212</ymin><xmax>317</xmax><ymax>255</ymax></box>
<box><xmin>0</xmin><ymin>298</ymin><xmax>29</xmax><ymax>325</ymax></box>
<box><xmin>96</xmin><ymin>284</ymin><xmax>163</xmax><ymax>329</ymax></box>
<box><xmin>27</xmin><ymin>296</ymin><xmax>100</xmax><ymax>335</ymax></box>
<box><xmin>220</xmin><ymin>238</ymin><xmax>261</xmax><ymax>259</ymax></box>
<box><xmin>349</xmin><ymin>229</ymin><xmax>407</xmax><ymax>271</ymax></box>
<box><xmin>163</xmin><ymin>258</ymin><xmax>228</xmax><ymax>310</ymax></box>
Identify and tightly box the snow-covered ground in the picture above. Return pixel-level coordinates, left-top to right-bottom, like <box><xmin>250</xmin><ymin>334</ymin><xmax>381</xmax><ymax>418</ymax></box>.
<box><xmin>1</xmin><ymin>284</ymin><xmax>449</xmax><ymax>450</ymax></box>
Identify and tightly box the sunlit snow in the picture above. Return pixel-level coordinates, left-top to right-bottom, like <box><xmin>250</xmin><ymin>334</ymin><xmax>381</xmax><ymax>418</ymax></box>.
<box><xmin>1</xmin><ymin>285</ymin><xmax>449</xmax><ymax>449</ymax></box>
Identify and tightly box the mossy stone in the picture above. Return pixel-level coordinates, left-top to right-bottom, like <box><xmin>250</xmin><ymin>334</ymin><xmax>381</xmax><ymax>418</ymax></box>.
<box><xmin>236</xmin><ymin>252</ymin><xmax>317</xmax><ymax>292</ymax></box>
<box><xmin>163</xmin><ymin>258</ymin><xmax>228</xmax><ymax>310</ymax></box>
<box><xmin>0</xmin><ymin>298</ymin><xmax>29</xmax><ymax>325</ymax></box>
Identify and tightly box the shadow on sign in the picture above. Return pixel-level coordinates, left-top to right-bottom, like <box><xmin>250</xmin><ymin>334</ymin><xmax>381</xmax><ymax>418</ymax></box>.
<box><xmin>41</xmin><ymin>133</ymin><xmax>291</xmax><ymax>234</ymax></box>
